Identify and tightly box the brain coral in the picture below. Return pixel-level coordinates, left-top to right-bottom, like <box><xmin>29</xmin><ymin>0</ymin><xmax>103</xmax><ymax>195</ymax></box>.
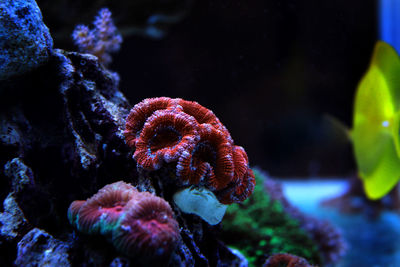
<box><xmin>0</xmin><ymin>0</ymin><xmax>53</xmax><ymax>80</ymax></box>
<box><xmin>68</xmin><ymin>181</ymin><xmax>137</xmax><ymax>235</ymax></box>
<box><xmin>112</xmin><ymin>192</ymin><xmax>180</xmax><ymax>259</ymax></box>
<box><xmin>68</xmin><ymin>181</ymin><xmax>180</xmax><ymax>259</ymax></box>
<box><xmin>124</xmin><ymin>97</ymin><xmax>255</xmax><ymax>204</ymax></box>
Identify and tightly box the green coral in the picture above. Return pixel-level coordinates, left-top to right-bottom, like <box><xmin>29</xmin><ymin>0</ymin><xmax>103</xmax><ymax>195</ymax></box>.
<box><xmin>221</xmin><ymin>169</ymin><xmax>321</xmax><ymax>266</ymax></box>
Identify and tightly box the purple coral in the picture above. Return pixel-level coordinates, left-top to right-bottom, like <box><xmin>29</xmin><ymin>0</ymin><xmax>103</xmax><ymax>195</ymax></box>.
<box><xmin>72</xmin><ymin>8</ymin><xmax>122</xmax><ymax>66</ymax></box>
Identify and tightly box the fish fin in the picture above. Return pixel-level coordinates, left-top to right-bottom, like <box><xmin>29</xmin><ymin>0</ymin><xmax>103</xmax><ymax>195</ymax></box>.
<box><xmin>372</xmin><ymin>42</ymin><xmax>400</xmax><ymax>158</ymax></box>
<box><xmin>354</xmin><ymin>41</ymin><xmax>400</xmax><ymax>199</ymax></box>
<box><xmin>361</xmin><ymin>137</ymin><xmax>400</xmax><ymax>200</ymax></box>
<box><xmin>322</xmin><ymin>114</ymin><xmax>352</xmax><ymax>143</ymax></box>
<box><xmin>352</xmin><ymin>46</ymin><xmax>395</xmax><ymax>175</ymax></box>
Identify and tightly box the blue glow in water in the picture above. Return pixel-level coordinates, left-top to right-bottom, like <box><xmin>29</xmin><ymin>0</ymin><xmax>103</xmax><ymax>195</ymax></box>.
<box><xmin>282</xmin><ymin>179</ymin><xmax>400</xmax><ymax>267</ymax></box>
<box><xmin>282</xmin><ymin>179</ymin><xmax>348</xmax><ymax>213</ymax></box>
<box><xmin>379</xmin><ymin>0</ymin><xmax>400</xmax><ymax>54</ymax></box>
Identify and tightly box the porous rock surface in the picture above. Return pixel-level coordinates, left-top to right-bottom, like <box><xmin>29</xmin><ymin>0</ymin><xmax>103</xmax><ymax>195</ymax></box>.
<box><xmin>0</xmin><ymin>1</ymin><xmax>246</xmax><ymax>265</ymax></box>
<box><xmin>15</xmin><ymin>228</ymin><xmax>70</xmax><ymax>267</ymax></box>
<box><xmin>0</xmin><ymin>0</ymin><xmax>53</xmax><ymax>80</ymax></box>
<box><xmin>0</xmin><ymin>48</ymin><xmax>246</xmax><ymax>266</ymax></box>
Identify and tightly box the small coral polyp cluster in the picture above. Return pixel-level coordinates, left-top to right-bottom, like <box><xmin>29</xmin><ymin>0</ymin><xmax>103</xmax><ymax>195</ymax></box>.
<box><xmin>72</xmin><ymin>8</ymin><xmax>122</xmax><ymax>66</ymax></box>
<box><xmin>68</xmin><ymin>181</ymin><xmax>179</xmax><ymax>260</ymax></box>
<box><xmin>124</xmin><ymin>97</ymin><xmax>255</xmax><ymax>204</ymax></box>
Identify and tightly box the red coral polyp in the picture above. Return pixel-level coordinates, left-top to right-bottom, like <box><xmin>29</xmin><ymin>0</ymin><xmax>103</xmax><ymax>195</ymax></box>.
<box><xmin>124</xmin><ymin>97</ymin><xmax>176</xmax><ymax>148</ymax></box>
<box><xmin>177</xmin><ymin>99</ymin><xmax>233</xmax><ymax>143</ymax></box>
<box><xmin>112</xmin><ymin>194</ymin><xmax>180</xmax><ymax>258</ymax></box>
<box><xmin>134</xmin><ymin>110</ymin><xmax>199</xmax><ymax>170</ymax></box>
<box><xmin>68</xmin><ymin>181</ymin><xmax>180</xmax><ymax>261</ymax></box>
<box><xmin>229</xmin><ymin>168</ymin><xmax>256</xmax><ymax>203</ymax></box>
<box><xmin>177</xmin><ymin>99</ymin><xmax>220</xmax><ymax>127</ymax></box>
<box><xmin>176</xmin><ymin>124</ymin><xmax>234</xmax><ymax>189</ymax></box>
<box><xmin>67</xmin><ymin>200</ymin><xmax>85</xmax><ymax>225</ymax></box>
<box><xmin>218</xmin><ymin>146</ymin><xmax>255</xmax><ymax>204</ymax></box>
<box><xmin>125</xmin><ymin>97</ymin><xmax>255</xmax><ymax>204</ymax></box>
<box><xmin>69</xmin><ymin>181</ymin><xmax>137</xmax><ymax>234</ymax></box>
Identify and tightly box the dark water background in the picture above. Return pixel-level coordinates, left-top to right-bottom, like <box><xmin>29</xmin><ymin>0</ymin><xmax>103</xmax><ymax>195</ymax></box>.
<box><xmin>116</xmin><ymin>0</ymin><xmax>376</xmax><ymax>178</ymax></box>
<box><xmin>40</xmin><ymin>0</ymin><xmax>377</xmax><ymax>178</ymax></box>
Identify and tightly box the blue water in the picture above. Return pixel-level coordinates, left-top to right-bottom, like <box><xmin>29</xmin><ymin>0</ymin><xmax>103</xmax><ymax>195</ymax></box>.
<box><xmin>282</xmin><ymin>179</ymin><xmax>400</xmax><ymax>267</ymax></box>
<box><xmin>379</xmin><ymin>0</ymin><xmax>400</xmax><ymax>54</ymax></box>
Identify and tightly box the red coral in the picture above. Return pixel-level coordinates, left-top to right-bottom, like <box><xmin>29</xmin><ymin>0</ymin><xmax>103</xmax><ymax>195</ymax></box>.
<box><xmin>219</xmin><ymin>168</ymin><xmax>256</xmax><ymax>205</ymax></box>
<box><xmin>112</xmin><ymin>192</ymin><xmax>180</xmax><ymax>259</ymax></box>
<box><xmin>67</xmin><ymin>200</ymin><xmax>85</xmax><ymax>225</ymax></box>
<box><xmin>69</xmin><ymin>181</ymin><xmax>137</xmax><ymax>234</ymax></box>
<box><xmin>124</xmin><ymin>97</ymin><xmax>176</xmax><ymax>148</ymax></box>
<box><xmin>263</xmin><ymin>253</ymin><xmax>314</xmax><ymax>267</ymax></box>
<box><xmin>176</xmin><ymin>124</ymin><xmax>234</xmax><ymax>189</ymax></box>
<box><xmin>222</xmin><ymin>146</ymin><xmax>256</xmax><ymax>203</ymax></box>
<box><xmin>124</xmin><ymin>97</ymin><xmax>255</xmax><ymax>204</ymax></box>
<box><xmin>133</xmin><ymin>110</ymin><xmax>199</xmax><ymax>170</ymax></box>
<box><xmin>177</xmin><ymin>99</ymin><xmax>234</xmax><ymax>144</ymax></box>
<box><xmin>68</xmin><ymin>181</ymin><xmax>180</xmax><ymax>261</ymax></box>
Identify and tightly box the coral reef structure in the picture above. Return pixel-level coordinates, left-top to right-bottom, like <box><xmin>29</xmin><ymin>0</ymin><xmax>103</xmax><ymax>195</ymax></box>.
<box><xmin>14</xmin><ymin>228</ymin><xmax>70</xmax><ymax>267</ymax></box>
<box><xmin>0</xmin><ymin>193</ymin><xmax>29</xmax><ymax>241</ymax></box>
<box><xmin>221</xmin><ymin>168</ymin><xmax>346</xmax><ymax>266</ymax></box>
<box><xmin>0</xmin><ymin>23</ymin><xmax>247</xmax><ymax>264</ymax></box>
<box><xmin>124</xmin><ymin>97</ymin><xmax>255</xmax><ymax>204</ymax></box>
<box><xmin>0</xmin><ymin>0</ymin><xmax>53</xmax><ymax>80</ymax></box>
<box><xmin>262</xmin><ymin>170</ymin><xmax>347</xmax><ymax>264</ymax></box>
<box><xmin>68</xmin><ymin>181</ymin><xmax>180</xmax><ymax>263</ymax></box>
<box><xmin>0</xmin><ymin>1</ymin><xmax>347</xmax><ymax>265</ymax></box>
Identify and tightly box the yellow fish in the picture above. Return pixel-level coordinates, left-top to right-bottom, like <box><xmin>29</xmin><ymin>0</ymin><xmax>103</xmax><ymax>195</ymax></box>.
<box><xmin>351</xmin><ymin>41</ymin><xmax>400</xmax><ymax>199</ymax></box>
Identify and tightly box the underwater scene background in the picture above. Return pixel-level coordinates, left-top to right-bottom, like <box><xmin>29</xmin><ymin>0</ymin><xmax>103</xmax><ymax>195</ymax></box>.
<box><xmin>47</xmin><ymin>0</ymin><xmax>378</xmax><ymax>177</ymax></box>
<box><xmin>1</xmin><ymin>0</ymin><xmax>399</xmax><ymax>266</ymax></box>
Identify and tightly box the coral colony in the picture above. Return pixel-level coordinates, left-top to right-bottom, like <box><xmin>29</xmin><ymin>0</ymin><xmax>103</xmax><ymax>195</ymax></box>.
<box><xmin>1</xmin><ymin>2</ymin><xmax>349</xmax><ymax>266</ymax></box>
<box><xmin>68</xmin><ymin>97</ymin><xmax>256</xmax><ymax>259</ymax></box>
<box><xmin>124</xmin><ymin>97</ymin><xmax>256</xmax><ymax>205</ymax></box>
<box><xmin>67</xmin><ymin>7</ymin><xmax>258</xmax><ymax>264</ymax></box>
<box><xmin>68</xmin><ymin>181</ymin><xmax>179</xmax><ymax>260</ymax></box>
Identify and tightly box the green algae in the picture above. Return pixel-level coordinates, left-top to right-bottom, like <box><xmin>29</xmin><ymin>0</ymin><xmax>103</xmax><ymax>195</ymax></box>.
<box><xmin>221</xmin><ymin>169</ymin><xmax>321</xmax><ymax>266</ymax></box>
